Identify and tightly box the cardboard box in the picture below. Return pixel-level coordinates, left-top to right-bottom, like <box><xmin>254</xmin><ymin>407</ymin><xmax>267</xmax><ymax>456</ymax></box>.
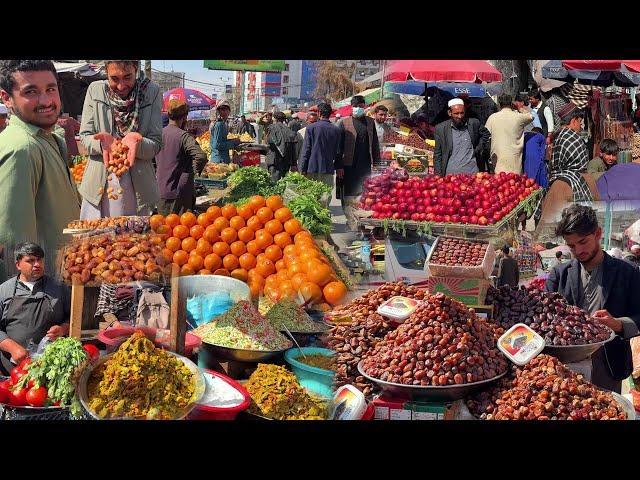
<box><xmin>372</xmin><ymin>395</ymin><xmax>458</xmax><ymax>420</ymax></box>
<box><xmin>425</xmin><ymin>276</ymin><xmax>491</xmax><ymax>305</ymax></box>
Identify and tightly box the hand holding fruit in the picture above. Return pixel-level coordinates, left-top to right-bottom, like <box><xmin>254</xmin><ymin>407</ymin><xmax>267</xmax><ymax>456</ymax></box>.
<box><xmin>122</xmin><ymin>132</ymin><xmax>143</xmax><ymax>167</ymax></box>
<box><xmin>94</xmin><ymin>132</ymin><xmax>116</xmax><ymax>169</ymax></box>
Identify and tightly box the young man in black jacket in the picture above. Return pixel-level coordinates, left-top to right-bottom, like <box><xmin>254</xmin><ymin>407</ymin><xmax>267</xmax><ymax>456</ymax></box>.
<box><xmin>546</xmin><ymin>204</ymin><xmax>640</xmax><ymax>392</ymax></box>
<box><xmin>433</xmin><ymin>98</ymin><xmax>490</xmax><ymax>176</ymax></box>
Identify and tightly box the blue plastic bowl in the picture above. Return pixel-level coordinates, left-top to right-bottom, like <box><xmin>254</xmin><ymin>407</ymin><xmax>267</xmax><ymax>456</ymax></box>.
<box><xmin>284</xmin><ymin>347</ymin><xmax>335</xmax><ymax>398</ymax></box>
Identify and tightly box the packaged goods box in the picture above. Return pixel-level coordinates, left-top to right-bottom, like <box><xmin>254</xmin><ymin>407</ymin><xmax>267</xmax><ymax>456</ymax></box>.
<box><xmin>425</xmin><ymin>276</ymin><xmax>491</xmax><ymax>305</ymax></box>
<box><xmin>372</xmin><ymin>395</ymin><xmax>466</xmax><ymax>420</ymax></box>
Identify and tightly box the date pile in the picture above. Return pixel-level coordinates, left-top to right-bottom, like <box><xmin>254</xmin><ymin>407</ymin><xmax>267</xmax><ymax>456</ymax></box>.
<box><xmin>62</xmin><ymin>233</ymin><xmax>167</xmax><ymax>285</ymax></box>
<box><xmin>67</xmin><ymin>216</ymin><xmax>149</xmax><ymax>234</ymax></box>
<box><xmin>361</xmin><ymin>292</ymin><xmax>508</xmax><ymax>386</ymax></box>
<box><xmin>108</xmin><ymin>140</ymin><xmax>130</xmax><ymax>177</ymax></box>
<box><xmin>430</xmin><ymin>237</ymin><xmax>487</xmax><ymax>267</ymax></box>
<box><xmin>383</xmin><ymin>130</ymin><xmax>429</xmax><ymax>150</ymax></box>
<box><xmin>467</xmin><ymin>355</ymin><xmax>627</xmax><ymax>420</ymax></box>
<box><xmin>486</xmin><ymin>285</ymin><xmax>612</xmax><ymax>346</ymax></box>
<box><xmin>323</xmin><ymin>282</ymin><xmax>427</xmax><ymax>396</ymax></box>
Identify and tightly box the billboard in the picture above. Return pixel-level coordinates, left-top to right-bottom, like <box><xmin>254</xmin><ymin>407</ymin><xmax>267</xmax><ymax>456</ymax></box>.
<box><xmin>204</xmin><ymin>60</ymin><xmax>285</xmax><ymax>72</ymax></box>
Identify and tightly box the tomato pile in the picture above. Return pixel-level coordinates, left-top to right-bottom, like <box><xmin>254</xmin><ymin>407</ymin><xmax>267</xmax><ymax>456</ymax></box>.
<box><xmin>360</xmin><ymin>171</ymin><xmax>540</xmax><ymax>225</ymax></box>
<box><xmin>149</xmin><ymin>194</ymin><xmax>347</xmax><ymax>307</ymax></box>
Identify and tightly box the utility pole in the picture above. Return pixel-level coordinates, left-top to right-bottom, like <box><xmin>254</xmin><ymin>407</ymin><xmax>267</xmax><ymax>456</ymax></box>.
<box><xmin>144</xmin><ymin>60</ymin><xmax>152</xmax><ymax>80</ymax></box>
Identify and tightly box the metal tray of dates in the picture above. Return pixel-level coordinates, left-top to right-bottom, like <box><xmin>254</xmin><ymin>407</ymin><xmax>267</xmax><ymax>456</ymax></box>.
<box><xmin>542</xmin><ymin>328</ymin><xmax>615</xmax><ymax>363</ymax></box>
<box><xmin>357</xmin><ymin>360</ymin><xmax>507</xmax><ymax>401</ymax></box>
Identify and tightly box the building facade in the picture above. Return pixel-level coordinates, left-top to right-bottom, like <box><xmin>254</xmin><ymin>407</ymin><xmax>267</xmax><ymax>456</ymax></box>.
<box><xmin>153</xmin><ymin>70</ymin><xmax>185</xmax><ymax>93</ymax></box>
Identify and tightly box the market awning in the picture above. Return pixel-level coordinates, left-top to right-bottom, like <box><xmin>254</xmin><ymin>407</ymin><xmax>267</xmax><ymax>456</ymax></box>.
<box><xmin>385</xmin><ymin>60</ymin><xmax>503</xmax><ymax>83</ymax></box>
<box><xmin>335</xmin><ymin>87</ymin><xmax>381</xmax><ymax>108</ymax></box>
<box><xmin>541</xmin><ymin>60</ymin><xmax>640</xmax><ymax>87</ymax></box>
<box><xmin>384</xmin><ymin>81</ymin><xmax>490</xmax><ymax>98</ymax></box>
<box><xmin>163</xmin><ymin>87</ymin><xmax>216</xmax><ymax>112</ymax></box>
<box><xmin>357</xmin><ymin>71</ymin><xmax>382</xmax><ymax>89</ymax></box>
<box><xmin>54</xmin><ymin>62</ymin><xmax>104</xmax><ymax>77</ymax></box>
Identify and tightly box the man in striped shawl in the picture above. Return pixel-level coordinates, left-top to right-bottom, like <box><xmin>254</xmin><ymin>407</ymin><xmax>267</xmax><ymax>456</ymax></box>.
<box><xmin>548</xmin><ymin>103</ymin><xmax>591</xmax><ymax>202</ymax></box>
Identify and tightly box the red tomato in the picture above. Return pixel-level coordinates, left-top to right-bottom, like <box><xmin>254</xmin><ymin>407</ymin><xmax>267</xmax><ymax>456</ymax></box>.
<box><xmin>26</xmin><ymin>386</ymin><xmax>48</xmax><ymax>407</ymax></box>
<box><xmin>83</xmin><ymin>344</ymin><xmax>100</xmax><ymax>361</ymax></box>
<box><xmin>10</xmin><ymin>367</ymin><xmax>25</xmax><ymax>384</ymax></box>
<box><xmin>0</xmin><ymin>384</ymin><xmax>9</xmax><ymax>404</ymax></box>
<box><xmin>18</xmin><ymin>357</ymin><xmax>32</xmax><ymax>370</ymax></box>
<box><xmin>8</xmin><ymin>387</ymin><xmax>28</xmax><ymax>406</ymax></box>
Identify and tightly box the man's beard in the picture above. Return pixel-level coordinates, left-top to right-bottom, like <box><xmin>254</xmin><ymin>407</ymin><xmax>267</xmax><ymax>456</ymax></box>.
<box><xmin>12</xmin><ymin>103</ymin><xmax>59</xmax><ymax>129</ymax></box>
<box><xmin>578</xmin><ymin>246</ymin><xmax>600</xmax><ymax>266</ymax></box>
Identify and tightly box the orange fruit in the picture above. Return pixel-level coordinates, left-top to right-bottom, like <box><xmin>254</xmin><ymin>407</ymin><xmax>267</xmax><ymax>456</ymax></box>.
<box><xmin>255</xmin><ymin>230</ymin><xmax>274</xmax><ymax>249</ymax></box>
<box><xmin>283</xmin><ymin>244</ymin><xmax>297</xmax><ymax>256</ymax></box>
<box><xmin>295</xmin><ymin>230</ymin><xmax>314</xmax><ymax>244</ymax></box>
<box><xmin>206</xmin><ymin>205</ymin><xmax>221</xmax><ymax>218</ymax></box>
<box><xmin>276</xmin><ymin>270</ymin><xmax>291</xmax><ymax>283</ymax></box>
<box><xmin>323</xmin><ymin>281</ymin><xmax>347</xmax><ymax>306</ymax></box>
<box><xmin>205</xmin><ymin>211</ymin><xmax>218</xmax><ymax>225</ymax></box>
<box><xmin>149</xmin><ymin>214</ymin><xmax>165</xmax><ymax>231</ymax></box>
<box><xmin>308</xmin><ymin>262</ymin><xmax>332</xmax><ymax>287</ymax></box>
<box><xmin>166</xmin><ymin>236</ymin><xmax>182</xmax><ymax>252</ymax></box>
<box><xmin>265</xmin><ymin>274</ymin><xmax>279</xmax><ymax>288</ymax></box>
<box><xmin>230</xmin><ymin>241</ymin><xmax>247</xmax><ymax>257</ymax></box>
<box><xmin>279</xmin><ymin>284</ymin><xmax>297</xmax><ymax>300</ymax></box>
<box><xmin>265</xmin><ymin>244</ymin><xmax>283</xmax><ymax>262</ymax></box>
<box><xmin>299</xmin><ymin>249</ymin><xmax>321</xmax><ymax>263</ymax></box>
<box><xmin>165</xmin><ymin>213</ymin><xmax>181</xmax><ymax>229</ymax></box>
<box><xmin>264</xmin><ymin>219</ymin><xmax>283</xmax><ymax>236</ymax></box>
<box><xmin>151</xmin><ymin>235</ymin><xmax>164</xmax><ymax>246</ymax></box>
<box><xmin>229</xmin><ymin>215</ymin><xmax>246</xmax><ymax>231</ymax></box>
<box><xmin>173</xmin><ymin>224</ymin><xmax>190</xmax><ymax>240</ymax></box>
<box><xmin>300</xmin><ymin>282</ymin><xmax>323</xmax><ymax>304</ymax></box>
<box><xmin>213</xmin><ymin>268</ymin><xmax>230</xmax><ymax>277</ymax></box>
<box><xmin>248</xmin><ymin>280</ymin><xmax>262</xmax><ymax>299</ymax></box>
<box><xmin>213</xmin><ymin>216</ymin><xmax>230</xmax><ymax>232</ymax></box>
<box><xmin>239</xmin><ymin>253</ymin><xmax>257</xmax><ymax>270</ymax></box>
<box><xmin>237</xmin><ymin>227</ymin><xmax>255</xmax><ymax>243</ymax></box>
<box><xmin>195</xmin><ymin>239</ymin><xmax>212</xmax><ymax>257</ymax></box>
<box><xmin>188</xmin><ymin>254</ymin><xmax>204</xmax><ymax>271</ymax></box>
<box><xmin>203</xmin><ymin>225</ymin><xmax>220</xmax><ymax>244</ymax></box>
<box><xmin>248</xmin><ymin>195</ymin><xmax>266</xmax><ymax>212</ymax></box>
<box><xmin>266</xmin><ymin>195</ymin><xmax>284</xmax><ymax>211</ymax></box>
<box><xmin>246</xmin><ymin>240</ymin><xmax>262</xmax><ymax>256</ymax></box>
<box><xmin>246</xmin><ymin>216</ymin><xmax>263</xmax><ymax>232</ymax></box>
<box><xmin>199</xmin><ymin>269</ymin><xmax>213</xmax><ymax>275</ymax></box>
<box><xmin>291</xmin><ymin>272</ymin><xmax>309</xmax><ymax>290</ymax></box>
<box><xmin>288</xmin><ymin>260</ymin><xmax>307</xmax><ymax>275</ymax></box>
<box><xmin>284</xmin><ymin>254</ymin><xmax>299</xmax><ymax>269</ymax></box>
<box><xmin>190</xmin><ymin>224</ymin><xmax>205</xmax><ymax>240</ymax></box>
<box><xmin>275</xmin><ymin>259</ymin><xmax>286</xmax><ymax>272</ymax></box>
<box><xmin>180</xmin><ymin>212</ymin><xmax>197</xmax><ymax>228</ymax></box>
<box><xmin>263</xmin><ymin>284</ymin><xmax>280</xmax><ymax>302</ymax></box>
<box><xmin>223</xmin><ymin>254</ymin><xmax>239</xmax><ymax>271</ymax></box>
<box><xmin>173</xmin><ymin>250</ymin><xmax>189</xmax><ymax>266</ymax></box>
<box><xmin>274</xmin><ymin>207</ymin><xmax>292</xmax><ymax>223</ymax></box>
<box><xmin>197</xmin><ymin>213</ymin><xmax>212</xmax><ymax>228</ymax></box>
<box><xmin>248</xmin><ymin>268</ymin><xmax>264</xmax><ymax>282</ymax></box>
<box><xmin>237</xmin><ymin>204</ymin><xmax>254</xmax><ymax>220</ymax></box>
<box><xmin>181</xmin><ymin>265</ymin><xmax>195</xmax><ymax>276</ymax></box>
<box><xmin>230</xmin><ymin>268</ymin><xmax>248</xmax><ymax>282</ymax></box>
<box><xmin>273</xmin><ymin>232</ymin><xmax>292</xmax><ymax>249</ymax></box>
<box><xmin>212</xmin><ymin>242</ymin><xmax>230</xmax><ymax>257</ymax></box>
<box><xmin>284</xmin><ymin>218</ymin><xmax>303</xmax><ymax>236</ymax></box>
<box><xmin>256</xmin><ymin>253</ymin><xmax>267</xmax><ymax>264</ymax></box>
<box><xmin>220</xmin><ymin>227</ymin><xmax>238</xmax><ymax>244</ymax></box>
<box><xmin>221</xmin><ymin>204</ymin><xmax>237</xmax><ymax>220</ymax></box>
<box><xmin>160</xmin><ymin>248</ymin><xmax>174</xmax><ymax>264</ymax></box>
<box><xmin>155</xmin><ymin>224</ymin><xmax>171</xmax><ymax>237</ymax></box>
<box><xmin>181</xmin><ymin>237</ymin><xmax>197</xmax><ymax>253</ymax></box>
<box><xmin>256</xmin><ymin>258</ymin><xmax>276</xmax><ymax>277</ymax></box>
<box><xmin>204</xmin><ymin>253</ymin><xmax>222</xmax><ymax>271</ymax></box>
<box><xmin>256</xmin><ymin>207</ymin><xmax>274</xmax><ymax>224</ymax></box>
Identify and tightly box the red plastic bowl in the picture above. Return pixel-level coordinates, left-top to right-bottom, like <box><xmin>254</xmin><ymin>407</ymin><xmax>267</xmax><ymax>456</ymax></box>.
<box><xmin>189</xmin><ymin>369</ymin><xmax>251</xmax><ymax>420</ymax></box>
<box><xmin>97</xmin><ymin>326</ymin><xmax>202</xmax><ymax>357</ymax></box>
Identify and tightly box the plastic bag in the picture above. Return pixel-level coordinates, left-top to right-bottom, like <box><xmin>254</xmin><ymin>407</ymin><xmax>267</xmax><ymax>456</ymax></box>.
<box><xmin>186</xmin><ymin>292</ymin><xmax>233</xmax><ymax>328</ymax></box>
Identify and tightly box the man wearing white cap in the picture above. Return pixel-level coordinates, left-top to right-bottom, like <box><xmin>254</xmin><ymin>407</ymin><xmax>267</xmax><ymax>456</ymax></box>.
<box><xmin>433</xmin><ymin>98</ymin><xmax>490</xmax><ymax>176</ymax></box>
<box><xmin>0</xmin><ymin>103</ymin><xmax>8</xmax><ymax>134</ymax></box>
<box><xmin>484</xmin><ymin>94</ymin><xmax>534</xmax><ymax>174</ymax></box>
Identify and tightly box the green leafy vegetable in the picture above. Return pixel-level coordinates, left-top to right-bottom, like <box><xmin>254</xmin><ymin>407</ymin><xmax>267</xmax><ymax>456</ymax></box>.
<box><xmin>287</xmin><ymin>196</ymin><xmax>332</xmax><ymax>236</ymax></box>
<box><xmin>226</xmin><ymin>166</ymin><xmax>276</xmax><ymax>203</ymax></box>
<box><xmin>274</xmin><ymin>172</ymin><xmax>332</xmax><ymax>199</ymax></box>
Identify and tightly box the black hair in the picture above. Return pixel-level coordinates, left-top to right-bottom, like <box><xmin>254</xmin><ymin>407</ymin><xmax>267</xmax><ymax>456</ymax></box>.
<box><xmin>105</xmin><ymin>60</ymin><xmax>139</xmax><ymax>70</ymax></box>
<box><xmin>515</xmin><ymin>93</ymin><xmax>528</xmax><ymax>103</ymax></box>
<box><xmin>529</xmin><ymin>89</ymin><xmax>541</xmax><ymax>100</ymax></box>
<box><xmin>15</xmin><ymin>242</ymin><xmax>45</xmax><ymax>262</ymax></box>
<box><xmin>501</xmin><ymin>245</ymin><xmax>510</xmax><ymax>255</ymax></box>
<box><xmin>560</xmin><ymin>110</ymin><xmax>583</xmax><ymax>126</ymax></box>
<box><xmin>599</xmin><ymin>138</ymin><xmax>619</xmax><ymax>155</ymax></box>
<box><xmin>273</xmin><ymin>111</ymin><xmax>286</xmax><ymax>122</ymax></box>
<box><xmin>0</xmin><ymin>60</ymin><xmax>58</xmax><ymax>94</ymax></box>
<box><xmin>555</xmin><ymin>203</ymin><xmax>599</xmax><ymax>237</ymax></box>
<box><xmin>532</xmin><ymin>127</ymin><xmax>544</xmax><ymax>135</ymax></box>
<box><xmin>374</xmin><ymin>104</ymin><xmax>388</xmax><ymax>113</ymax></box>
<box><xmin>317</xmin><ymin>102</ymin><xmax>332</xmax><ymax>119</ymax></box>
<box><xmin>555</xmin><ymin>251</ymin><xmax>563</xmax><ymax>259</ymax></box>
<box><xmin>350</xmin><ymin>95</ymin><xmax>366</xmax><ymax>107</ymax></box>
<box><xmin>498</xmin><ymin>94</ymin><xmax>513</xmax><ymax>108</ymax></box>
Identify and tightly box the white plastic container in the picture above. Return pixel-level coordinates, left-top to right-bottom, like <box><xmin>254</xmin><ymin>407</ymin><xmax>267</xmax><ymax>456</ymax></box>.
<box><xmin>377</xmin><ymin>296</ymin><xmax>421</xmax><ymax>323</ymax></box>
<box><xmin>498</xmin><ymin>323</ymin><xmax>545</xmax><ymax>366</ymax></box>
<box><xmin>332</xmin><ymin>385</ymin><xmax>367</xmax><ymax>420</ymax></box>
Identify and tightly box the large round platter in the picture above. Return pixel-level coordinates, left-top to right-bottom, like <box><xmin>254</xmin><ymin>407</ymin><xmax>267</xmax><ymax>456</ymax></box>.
<box><xmin>357</xmin><ymin>360</ymin><xmax>507</xmax><ymax>401</ymax></box>
<box><xmin>200</xmin><ymin>341</ymin><xmax>292</xmax><ymax>363</ymax></box>
<box><xmin>76</xmin><ymin>351</ymin><xmax>205</xmax><ymax>420</ymax></box>
<box><xmin>542</xmin><ymin>328</ymin><xmax>615</xmax><ymax>363</ymax></box>
<box><xmin>611</xmin><ymin>392</ymin><xmax>636</xmax><ymax>420</ymax></box>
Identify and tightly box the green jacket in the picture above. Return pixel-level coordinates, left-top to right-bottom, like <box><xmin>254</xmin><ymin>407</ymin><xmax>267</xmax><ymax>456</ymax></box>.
<box><xmin>78</xmin><ymin>80</ymin><xmax>162</xmax><ymax>211</ymax></box>
<box><xmin>0</xmin><ymin>115</ymin><xmax>80</xmax><ymax>276</ymax></box>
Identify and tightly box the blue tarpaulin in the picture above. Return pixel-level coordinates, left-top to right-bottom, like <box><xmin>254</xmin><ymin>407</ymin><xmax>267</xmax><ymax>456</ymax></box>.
<box><xmin>384</xmin><ymin>81</ymin><xmax>499</xmax><ymax>98</ymax></box>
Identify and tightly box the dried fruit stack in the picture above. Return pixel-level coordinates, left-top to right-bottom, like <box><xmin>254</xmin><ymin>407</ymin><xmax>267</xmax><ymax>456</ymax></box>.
<box><xmin>430</xmin><ymin>237</ymin><xmax>487</xmax><ymax>267</ymax></box>
<box><xmin>467</xmin><ymin>354</ymin><xmax>627</xmax><ymax>420</ymax></box>
<box><xmin>362</xmin><ymin>292</ymin><xmax>508</xmax><ymax>386</ymax></box>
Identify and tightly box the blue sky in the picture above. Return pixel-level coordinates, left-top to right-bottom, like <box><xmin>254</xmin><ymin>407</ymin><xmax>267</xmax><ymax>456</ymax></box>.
<box><xmin>151</xmin><ymin>60</ymin><xmax>234</xmax><ymax>97</ymax></box>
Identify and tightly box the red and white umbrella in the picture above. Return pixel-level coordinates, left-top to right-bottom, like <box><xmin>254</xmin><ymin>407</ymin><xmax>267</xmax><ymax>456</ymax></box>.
<box><xmin>385</xmin><ymin>60</ymin><xmax>503</xmax><ymax>83</ymax></box>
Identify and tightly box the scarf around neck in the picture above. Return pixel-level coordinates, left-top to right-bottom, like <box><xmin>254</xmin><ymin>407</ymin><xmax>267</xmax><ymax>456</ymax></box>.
<box><xmin>106</xmin><ymin>77</ymin><xmax>150</xmax><ymax>137</ymax></box>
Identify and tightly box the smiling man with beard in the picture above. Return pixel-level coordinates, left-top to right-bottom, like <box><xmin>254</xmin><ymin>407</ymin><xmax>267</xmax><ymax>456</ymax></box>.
<box><xmin>0</xmin><ymin>60</ymin><xmax>80</xmax><ymax>276</ymax></box>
